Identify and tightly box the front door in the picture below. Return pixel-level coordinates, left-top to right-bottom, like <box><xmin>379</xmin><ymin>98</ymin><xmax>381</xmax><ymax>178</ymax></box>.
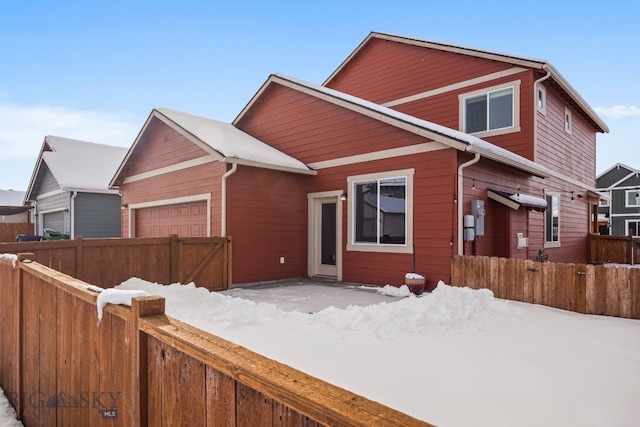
<box><xmin>309</xmin><ymin>194</ymin><xmax>342</xmax><ymax>279</ymax></box>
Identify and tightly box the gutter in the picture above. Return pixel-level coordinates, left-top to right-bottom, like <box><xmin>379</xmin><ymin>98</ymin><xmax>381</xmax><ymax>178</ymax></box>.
<box><xmin>221</xmin><ymin>163</ymin><xmax>238</xmax><ymax>236</ymax></box>
<box><xmin>533</xmin><ymin>66</ymin><xmax>552</xmax><ymax>161</ymax></box>
<box><xmin>70</xmin><ymin>191</ymin><xmax>78</xmax><ymax>238</ymax></box>
<box><xmin>457</xmin><ymin>153</ymin><xmax>481</xmax><ymax>255</ymax></box>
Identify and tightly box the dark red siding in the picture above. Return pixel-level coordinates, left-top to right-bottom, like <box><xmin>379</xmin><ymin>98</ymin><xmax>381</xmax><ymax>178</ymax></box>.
<box><xmin>326</xmin><ymin>37</ymin><xmax>537</xmax><ymax>160</ymax></box>
<box><xmin>119</xmin><ymin>120</ymin><xmax>225</xmax><ymax>238</ymax></box>
<box><xmin>227</xmin><ymin>166</ymin><xmax>309</xmax><ymax>284</ymax></box>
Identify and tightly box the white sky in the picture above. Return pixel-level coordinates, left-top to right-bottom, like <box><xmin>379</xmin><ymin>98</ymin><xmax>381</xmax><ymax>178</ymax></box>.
<box><xmin>1</xmin><ymin>0</ymin><xmax>638</xmax><ymax>190</ymax></box>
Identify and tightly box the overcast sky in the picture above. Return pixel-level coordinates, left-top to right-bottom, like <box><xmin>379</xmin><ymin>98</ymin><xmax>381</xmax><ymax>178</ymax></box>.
<box><xmin>1</xmin><ymin>0</ymin><xmax>638</xmax><ymax>191</ymax></box>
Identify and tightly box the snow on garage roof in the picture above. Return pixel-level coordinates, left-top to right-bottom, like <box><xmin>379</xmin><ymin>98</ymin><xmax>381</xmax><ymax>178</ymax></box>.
<box><xmin>25</xmin><ymin>136</ymin><xmax>128</xmax><ymax>200</ymax></box>
<box><xmin>155</xmin><ymin>108</ymin><xmax>314</xmax><ymax>174</ymax></box>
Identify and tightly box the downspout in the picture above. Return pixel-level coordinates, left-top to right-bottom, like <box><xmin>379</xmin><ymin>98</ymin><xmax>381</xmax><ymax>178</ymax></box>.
<box><xmin>71</xmin><ymin>191</ymin><xmax>78</xmax><ymax>238</ymax></box>
<box><xmin>221</xmin><ymin>163</ymin><xmax>238</xmax><ymax>236</ymax></box>
<box><xmin>533</xmin><ymin>65</ymin><xmax>552</xmax><ymax>161</ymax></box>
<box><xmin>457</xmin><ymin>153</ymin><xmax>481</xmax><ymax>255</ymax></box>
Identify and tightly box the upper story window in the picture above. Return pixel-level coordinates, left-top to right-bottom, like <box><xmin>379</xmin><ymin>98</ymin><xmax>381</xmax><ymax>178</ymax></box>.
<box><xmin>459</xmin><ymin>80</ymin><xmax>521</xmax><ymax>137</ymax></box>
<box><xmin>625</xmin><ymin>189</ymin><xmax>640</xmax><ymax>207</ymax></box>
<box><xmin>347</xmin><ymin>169</ymin><xmax>414</xmax><ymax>254</ymax></box>
<box><xmin>537</xmin><ymin>85</ymin><xmax>547</xmax><ymax>114</ymax></box>
<box><xmin>544</xmin><ymin>192</ymin><xmax>560</xmax><ymax>247</ymax></box>
<box><xmin>564</xmin><ymin>107</ymin><xmax>572</xmax><ymax>134</ymax></box>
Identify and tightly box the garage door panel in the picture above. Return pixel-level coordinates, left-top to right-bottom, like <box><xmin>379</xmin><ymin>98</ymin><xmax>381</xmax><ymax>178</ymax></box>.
<box><xmin>135</xmin><ymin>201</ymin><xmax>207</xmax><ymax>237</ymax></box>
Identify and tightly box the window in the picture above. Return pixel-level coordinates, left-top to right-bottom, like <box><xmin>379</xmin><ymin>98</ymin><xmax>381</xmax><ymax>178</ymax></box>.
<box><xmin>347</xmin><ymin>169</ymin><xmax>414</xmax><ymax>253</ymax></box>
<box><xmin>625</xmin><ymin>189</ymin><xmax>640</xmax><ymax>207</ymax></box>
<box><xmin>459</xmin><ymin>80</ymin><xmax>520</xmax><ymax>137</ymax></box>
<box><xmin>544</xmin><ymin>192</ymin><xmax>560</xmax><ymax>247</ymax></box>
<box><xmin>564</xmin><ymin>107</ymin><xmax>572</xmax><ymax>134</ymax></box>
<box><xmin>537</xmin><ymin>85</ymin><xmax>546</xmax><ymax>114</ymax></box>
<box><xmin>626</xmin><ymin>220</ymin><xmax>640</xmax><ymax>237</ymax></box>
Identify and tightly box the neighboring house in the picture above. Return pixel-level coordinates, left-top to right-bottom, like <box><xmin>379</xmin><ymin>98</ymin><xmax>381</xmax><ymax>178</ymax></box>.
<box><xmin>111</xmin><ymin>32</ymin><xmax>607</xmax><ymax>289</ymax></box>
<box><xmin>0</xmin><ymin>189</ymin><xmax>31</xmax><ymax>223</ymax></box>
<box><xmin>596</xmin><ymin>163</ymin><xmax>640</xmax><ymax>236</ymax></box>
<box><xmin>25</xmin><ymin>136</ymin><xmax>128</xmax><ymax>238</ymax></box>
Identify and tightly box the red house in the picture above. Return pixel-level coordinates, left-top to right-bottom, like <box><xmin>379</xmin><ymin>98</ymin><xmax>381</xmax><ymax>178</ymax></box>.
<box><xmin>111</xmin><ymin>32</ymin><xmax>607</xmax><ymax>289</ymax></box>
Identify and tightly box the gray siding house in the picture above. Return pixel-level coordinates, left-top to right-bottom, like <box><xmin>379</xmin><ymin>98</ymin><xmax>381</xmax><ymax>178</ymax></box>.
<box><xmin>24</xmin><ymin>136</ymin><xmax>128</xmax><ymax>238</ymax></box>
<box><xmin>596</xmin><ymin>163</ymin><xmax>640</xmax><ymax>236</ymax></box>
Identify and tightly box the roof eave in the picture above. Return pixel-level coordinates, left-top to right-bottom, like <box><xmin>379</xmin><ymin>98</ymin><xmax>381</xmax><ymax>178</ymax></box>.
<box><xmin>324</xmin><ymin>32</ymin><xmax>608</xmax><ymax>134</ymax></box>
<box><xmin>224</xmin><ymin>158</ymin><xmax>317</xmax><ymax>176</ymax></box>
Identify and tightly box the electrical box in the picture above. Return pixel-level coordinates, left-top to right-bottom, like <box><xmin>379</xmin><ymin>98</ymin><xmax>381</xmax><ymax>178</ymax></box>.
<box><xmin>517</xmin><ymin>233</ymin><xmax>529</xmax><ymax>249</ymax></box>
<box><xmin>471</xmin><ymin>200</ymin><xmax>485</xmax><ymax>236</ymax></box>
<box><xmin>464</xmin><ymin>228</ymin><xmax>475</xmax><ymax>241</ymax></box>
<box><xmin>464</xmin><ymin>215</ymin><xmax>475</xmax><ymax>228</ymax></box>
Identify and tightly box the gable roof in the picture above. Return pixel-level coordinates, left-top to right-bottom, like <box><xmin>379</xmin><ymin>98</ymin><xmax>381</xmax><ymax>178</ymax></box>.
<box><xmin>324</xmin><ymin>32</ymin><xmax>608</xmax><ymax>134</ymax></box>
<box><xmin>25</xmin><ymin>136</ymin><xmax>128</xmax><ymax>201</ymax></box>
<box><xmin>596</xmin><ymin>163</ymin><xmax>640</xmax><ymax>190</ymax></box>
<box><xmin>111</xmin><ymin>108</ymin><xmax>314</xmax><ymax>186</ymax></box>
<box><xmin>235</xmin><ymin>73</ymin><xmax>553</xmax><ymax>179</ymax></box>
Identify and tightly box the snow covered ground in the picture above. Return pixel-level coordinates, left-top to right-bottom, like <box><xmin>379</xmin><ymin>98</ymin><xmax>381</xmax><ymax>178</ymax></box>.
<box><xmin>0</xmin><ymin>388</ymin><xmax>21</xmax><ymax>427</ymax></box>
<box><xmin>112</xmin><ymin>278</ymin><xmax>640</xmax><ymax>427</ymax></box>
<box><xmin>2</xmin><ymin>278</ymin><xmax>639</xmax><ymax>427</ymax></box>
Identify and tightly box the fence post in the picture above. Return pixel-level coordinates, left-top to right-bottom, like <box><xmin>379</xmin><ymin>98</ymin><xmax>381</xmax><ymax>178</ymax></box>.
<box><xmin>16</xmin><ymin>253</ymin><xmax>34</xmax><ymax>421</ymax></box>
<box><xmin>170</xmin><ymin>234</ymin><xmax>179</xmax><ymax>284</ymax></box>
<box><xmin>131</xmin><ymin>296</ymin><xmax>166</xmax><ymax>427</ymax></box>
<box><xmin>75</xmin><ymin>236</ymin><xmax>84</xmax><ymax>281</ymax></box>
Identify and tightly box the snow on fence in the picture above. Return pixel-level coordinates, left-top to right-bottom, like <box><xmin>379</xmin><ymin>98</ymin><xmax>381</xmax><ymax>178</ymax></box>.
<box><xmin>451</xmin><ymin>255</ymin><xmax>640</xmax><ymax>319</ymax></box>
<box><xmin>0</xmin><ymin>234</ymin><xmax>232</xmax><ymax>291</ymax></box>
<box><xmin>0</xmin><ymin>255</ymin><xmax>431</xmax><ymax>427</ymax></box>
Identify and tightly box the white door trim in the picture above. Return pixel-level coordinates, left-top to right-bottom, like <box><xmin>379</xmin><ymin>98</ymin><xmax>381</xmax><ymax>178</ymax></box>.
<box><xmin>307</xmin><ymin>191</ymin><xmax>343</xmax><ymax>280</ymax></box>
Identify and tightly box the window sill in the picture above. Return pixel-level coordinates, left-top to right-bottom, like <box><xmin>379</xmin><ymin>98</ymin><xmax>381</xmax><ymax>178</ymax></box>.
<box><xmin>346</xmin><ymin>243</ymin><xmax>413</xmax><ymax>254</ymax></box>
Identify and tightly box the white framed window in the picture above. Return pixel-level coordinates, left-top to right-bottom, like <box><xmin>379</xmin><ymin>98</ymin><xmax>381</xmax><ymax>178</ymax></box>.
<box><xmin>347</xmin><ymin>169</ymin><xmax>414</xmax><ymax>254</ymax></box>
<box><xmin>598</xmin><ymin>198</ymin><xmax>609</xmax><ymax>207</ymax></box>
<box><xmin>625</xmin><ymin>189</ymin><xmax>640</xmax><ymax>207</ymax></box>
<box><xmin>544</xmin><ymin>192</ymin><xmax>560</xmax><ymax>247</ymax></box>
<box><xmin>459</xmin><ymin>80</ymin><xmax>521</xmax><ymax>137</ymax></box>
<box><xmin>625</xmin><ymin>219</ymin><xmax>640</xmax><ymax>237</ymax></box>
<box><xmin>537</xmin><ymin>85</ymin><xmax>547</xmax><ymax>114</ymax></box>
<box><xmin>564</xmin><ymin>107</ymin><xmax>572</xmax><ymax>134</ymax></box>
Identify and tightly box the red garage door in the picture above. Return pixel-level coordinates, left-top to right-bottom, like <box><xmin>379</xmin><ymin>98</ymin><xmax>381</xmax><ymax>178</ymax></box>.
<box><xmin>135</xmin><ymin>201</ymin><xmax>208</xmax><ymax>237</ymax></box>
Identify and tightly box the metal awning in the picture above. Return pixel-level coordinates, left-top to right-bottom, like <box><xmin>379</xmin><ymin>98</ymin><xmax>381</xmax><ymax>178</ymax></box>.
<box><xmin>487</xmin><ymin>188</ymin><xmax>547</xmax><ymax>212</ymax></box>
<box><xmin>0</xmin><ymin>206</ymin><xmax>32</xmax><ymax>215</ymax></box>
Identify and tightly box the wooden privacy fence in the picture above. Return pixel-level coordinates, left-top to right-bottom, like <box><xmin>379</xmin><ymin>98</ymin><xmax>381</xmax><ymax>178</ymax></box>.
<box><xmin>0</xmin><ymin>234</ymin><xmax>231</xmax><ymax>291</ymax></box>
<box><xmin>0</xmin><ymin>223</ymin><xmax>33</xmax><ymax>242</ymax></box>
<box><xmin>451</xmin><ymin>255</ymin><xmax>640</xmax><ymax>319</ymax></box>
<box><xmin>0</xmin><ymin>255</ymin><xmax>430</xmax><ymax>427</ymax></box>
<box><xmin>588</xmin><ymin>233</ymin><xmax>640</xmax><ymax>265</ymax></box>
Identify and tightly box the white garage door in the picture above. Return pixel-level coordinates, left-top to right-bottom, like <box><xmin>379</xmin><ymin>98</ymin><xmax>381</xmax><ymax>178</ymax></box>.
<box><xmin>135</xmin><ymin>201</ymin><xmax>208</xmax><ymax>237</ymax></box>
